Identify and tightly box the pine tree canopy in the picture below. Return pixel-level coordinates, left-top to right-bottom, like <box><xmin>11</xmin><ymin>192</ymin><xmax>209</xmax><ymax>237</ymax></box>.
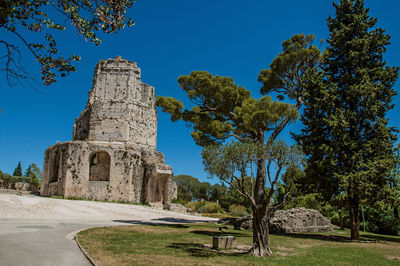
<box><xmin>258</xmin><ymin>33</ymin><xmax>320</xmax><ymax>103</ymax></box>
<box><xmin>156</xmin><ymin>71</ymin><xmax>298</xmax><ymax>146</ymax></box>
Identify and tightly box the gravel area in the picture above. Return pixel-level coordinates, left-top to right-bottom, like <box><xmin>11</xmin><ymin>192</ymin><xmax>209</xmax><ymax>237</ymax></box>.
<box><xmin>0</xmin><ymin>193</ymin><xmax>215</xmax><ymax>223</ymax></box>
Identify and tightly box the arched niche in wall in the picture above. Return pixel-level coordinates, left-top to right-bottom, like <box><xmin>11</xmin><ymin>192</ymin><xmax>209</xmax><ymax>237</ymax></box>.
<box><xmin>89</xmin><ymin>151</ymin><xmax>111</xmax><ymax>181</ymax></box>
<box><xmin>50</xmin><ymin>150</ymin><xmax>60</xmax><ymax>182</ymax></box>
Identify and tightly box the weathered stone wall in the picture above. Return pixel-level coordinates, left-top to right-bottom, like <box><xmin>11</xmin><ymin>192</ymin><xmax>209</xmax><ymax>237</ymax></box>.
<box><xmin>143</xmin><ymin>164</ymin><xmax>173</xmax><ymax>206</ymax></box>
<box><xmin>42</xmin><ymin>143</ymin><xmax>68</xmax><ymax>196</ymax></box>
<box><xmin>169</xmin><ymin>179</ymin><xmax>178</xmax><ymax>201</ymax></box>
<box><xmin>41</xmin><ymin>141</ymin><xmax>162</xmax><ymax>203</ymax></box>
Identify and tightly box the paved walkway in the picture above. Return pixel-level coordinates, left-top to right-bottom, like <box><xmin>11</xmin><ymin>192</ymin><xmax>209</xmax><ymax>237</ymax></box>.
<box><xmin>0</xmin><ymin>194</ymin><xmax>215</xmax><ymax>266</ymax></box>
<box><xmin>0</xmin><ymin>219</ymin><xmax>99</xmax><ymax>266</ymax></box>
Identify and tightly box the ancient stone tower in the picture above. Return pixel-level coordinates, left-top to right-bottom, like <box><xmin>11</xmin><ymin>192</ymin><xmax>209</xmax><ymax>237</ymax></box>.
<box><xmin>41</xmin><ymin>56</ymin><xmax>176</xmax><ymax>208</ymax></box>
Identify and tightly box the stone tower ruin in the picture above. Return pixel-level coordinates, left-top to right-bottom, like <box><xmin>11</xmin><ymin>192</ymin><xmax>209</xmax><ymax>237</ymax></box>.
<box><xmin>41</xmin><ymin>56</ymin><xmax>176</xmax><ymax>208</ymax></box>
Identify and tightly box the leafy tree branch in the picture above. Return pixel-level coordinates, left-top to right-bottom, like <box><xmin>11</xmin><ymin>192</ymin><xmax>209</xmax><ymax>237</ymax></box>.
<box><xmin>1</xmin><ymin>0</ymin><xmax>135</xmax><ymax>86</ymax></box>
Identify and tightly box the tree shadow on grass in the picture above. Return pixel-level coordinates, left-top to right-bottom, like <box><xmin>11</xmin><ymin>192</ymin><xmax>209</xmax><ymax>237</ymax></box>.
<box><xmin>167</xmin><ymin>242</ymin><xmax>248</xmax><ymax>258</ymax></box>
<box><xmin>359</xmin><ymin>234</ymin><xmax>400</xmax><ymax>243</ymax></box>
<box><xmin>153</xmin><ymin>217</ymin><xmax>213</xmax><ymax>224</ymax></box>
<box><xmin>275</xmin><ymin>232</ymin><xmax>400</xmax><ymax>243</ymax></box>
<box><xmin>113</xmin><ymin>217</ymin><xmax>211</xmax><ymax>225</ymax></box>
<box><xmin>190</xmin><ymin>230</ymin><xmax>248</xmax><ymax>237</ymax></box>
<box><xmin>276</xmin><ymin>233</ymin><xmax>352</xmax><ymax>242</ymax></box>
<box><xmin>112</xmin><ymin>220</ymin><xmax>189</xmax><ymax>228</ymax></box>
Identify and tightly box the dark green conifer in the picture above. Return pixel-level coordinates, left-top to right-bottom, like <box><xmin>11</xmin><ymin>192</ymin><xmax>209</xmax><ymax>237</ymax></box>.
<box><xmin>297</xmin><ymin>0</ymin><xmax>398</xmax><ymax>240</ymax></box>
<box><xmin>13</xmin><ymin>161</ymin><xmax>22</xmax><ymax>177</ymax></box>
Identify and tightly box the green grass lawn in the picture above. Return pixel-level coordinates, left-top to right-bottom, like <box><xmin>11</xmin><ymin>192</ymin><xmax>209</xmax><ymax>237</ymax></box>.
<box><xmin>77</xmin><ymin>222</ymin><xmax>400</xmax><ymax>265</ymax></box>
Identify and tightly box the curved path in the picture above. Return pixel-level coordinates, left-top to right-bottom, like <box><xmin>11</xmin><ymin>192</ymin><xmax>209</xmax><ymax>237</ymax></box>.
<box><xmin>0</xmin><ymin>194</ymin><xmax>215</xmax><ymax>266</ymax></box>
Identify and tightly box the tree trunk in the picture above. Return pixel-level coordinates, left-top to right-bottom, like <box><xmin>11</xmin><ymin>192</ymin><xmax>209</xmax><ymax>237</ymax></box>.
<box><xmin>250</xmin><ymin>132</ymin><xmax>273</xmax><ymax>257</ymax></box>
<box><xmin>394</xmin><ymin>205</ymin><xmax>399</xmax><ymax>219</ymax></box>
<box><xmin>348</xmin><ymin>197</ymin><xmax>360</xmax><ymax>240</ymax></box>
<box><xmin>339</xmin><ymin>210</ymin><xmax>344</xmax><ymax>230</ymax></box>
<box><xmin>250</xmin><ymin>208</ymin><xmax>272</xmax><ymax>257</ymax></box>
<box><xmin>248</xmin><ymin>131</ymin><xmax>274</xmax><ymax>257</ymax></box>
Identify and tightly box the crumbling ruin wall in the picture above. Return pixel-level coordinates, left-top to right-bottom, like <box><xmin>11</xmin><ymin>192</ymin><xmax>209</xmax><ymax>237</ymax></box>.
<box><xmin>218</xmin><ymin>207</ymin><xmax>334</xmax><ymax>233</ymax></box>
<box><xmin>169</xmin><ymin>179</ymin><xmax>178</xmax><ymax>201</ymax></box>
<box><xmin>143</xmin><ymin>163</ymin><xmax>173</xmax><ymax>206</ymax></box>
<box><xmin>269</xmin><ymin>207</ymin><xmax>334</xmax><ymax>233</ymax></box>
<box><xmin>42</xmin><ymin>141</ymin><xmax>153</xmax><ymax>203</ymax></box>
<box><xmin>41</xmin><ymin>142</ymin><xmax>69</xmax><ymax>197</ymax></box>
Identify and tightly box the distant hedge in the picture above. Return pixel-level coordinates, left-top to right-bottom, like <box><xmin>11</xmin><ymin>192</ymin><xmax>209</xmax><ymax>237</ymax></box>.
<box><xmin>0</xmin><ymin>171</ymin><xmax>39</xmax><ymax>191</ymax></box>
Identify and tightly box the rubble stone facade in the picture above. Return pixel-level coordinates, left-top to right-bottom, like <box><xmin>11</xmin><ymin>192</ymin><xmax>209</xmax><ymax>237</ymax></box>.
<box><xmin>41</xmin><ymin>56</ymin><xmax>176</xmax><ymax>208</ymax></box>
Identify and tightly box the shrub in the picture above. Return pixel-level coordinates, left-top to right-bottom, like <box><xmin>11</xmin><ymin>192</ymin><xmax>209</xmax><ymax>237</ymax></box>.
<box><xmin>201</xmin><ymin>213</ymin><xmax>232</xmax><ymax>218</ymax></box>
<box><xmin>201</xmin><ymin>202</ymin><xmax>222</xmax><ymax>213</ymax></box>
<box><xmin>184</xmin><ymin>201</ymin><xmax>223</xmax><ymax>213</ymax></box>
<box><xmin>229</xmin><ymin>204</ymin><xmax>249</xmax><ymax>217</ymax></box>
<box><xmin>184</xmin><ymin>201</ymin><xmax>197</xmax><ymax>212</ymax></box>
<box><xmin>194</xmin><ymin>201</ymin><xmax>207</xmax><ymax>213</ymax></box>
<box><xmin>364</xmin><ymin>206</ymin><xmax>400</xmax><ymax>236</ymax></box>
<box><xmin>172</xmin><ymin>198</ymin><xmax>188</xmax><ymax>205</ymax></box>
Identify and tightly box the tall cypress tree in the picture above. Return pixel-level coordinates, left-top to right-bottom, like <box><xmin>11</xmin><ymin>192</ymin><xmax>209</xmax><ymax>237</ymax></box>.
<box><xmin>13</xmin><ymin>161</ymin><xmax>22</xmax><ymax>177</ymax></box>
<box><xmin>297</xmin><ymin>0</ymin><xmax>398</xmax><ymax>240</ymax></box>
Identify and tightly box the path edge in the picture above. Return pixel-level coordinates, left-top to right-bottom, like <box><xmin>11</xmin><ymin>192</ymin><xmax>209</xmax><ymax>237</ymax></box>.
<box><xmin>71</xmin><ymin>228</ymin><xmax>98</xmax><ymax>266</ymax></box>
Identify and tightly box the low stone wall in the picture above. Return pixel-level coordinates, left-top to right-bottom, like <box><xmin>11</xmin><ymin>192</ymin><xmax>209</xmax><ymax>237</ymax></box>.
<box><xmin>0</xmin><ymin>180</ymin><xmax>32</xmax><ymax>191</ymax></box>
<box><xmin>0</xmin><ymin>189</ymin><xmax>35</xmax><ymax>195</ymax></box>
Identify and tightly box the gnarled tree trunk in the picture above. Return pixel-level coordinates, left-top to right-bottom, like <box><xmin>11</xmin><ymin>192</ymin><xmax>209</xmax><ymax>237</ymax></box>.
<box><xmin>249</xmin><ymin>143</ymin><xmax>273</xmax><ymax>257</ymax></box>
<box><xmin>250</xmin><ymin>209</ymin><xmax>272</xmax><ymax>256</ymax></box>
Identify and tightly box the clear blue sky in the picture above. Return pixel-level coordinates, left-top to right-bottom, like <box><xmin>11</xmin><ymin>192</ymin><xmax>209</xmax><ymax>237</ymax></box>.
<box><xmin>1</xmin><ymin>0</ymin><xmax>399</xmax><ymax>184</ymax></box>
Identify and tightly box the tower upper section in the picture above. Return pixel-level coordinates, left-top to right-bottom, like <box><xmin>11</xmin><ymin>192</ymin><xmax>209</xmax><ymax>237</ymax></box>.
<box><xmin>72</xmin><ymin>56</ymin><xmax>157</xmax><ymax>149</ymax></box>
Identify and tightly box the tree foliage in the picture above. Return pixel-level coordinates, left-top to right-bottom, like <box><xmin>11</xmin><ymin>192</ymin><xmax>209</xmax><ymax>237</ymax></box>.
<box><xmin>258</xmin><ymin>33</ymin><xmax>320</xmax><ymax>142</ymax></box>
<box><xmin>172</xmin><ymin>174</ymin><xmax>213</xmax><ymax>202</ymax></box>
<box><xmin>12</xmin><ymin>161</ymin><xmax>22</xmax><ymax>176</ymax></box>
<box><xmin>156</xmin><ymin>33</ymin><xmax>319</xmax><ymax>256</ymax></box>
<box><xmin>202</xmin><ymin>141</ymin><xmax>303</xmax><ymax>210</ymax></box>
<box><xmin>157</xmin><ymin>71</ymin><xmax>298</xmax><ymax>146</ymax></box>
<box><xmin>24</xmin><ymin>163</ymin><xmax>42</xmax><ymax>191</ymax></box>
<box><xmin>209</xmin><ymin>183</ymin><xmax>228</xmax><ymax>202</ymax></box>
<box><xmin>296</xmin><ymin>0</ymin><xmax>398</xmax><ymax>240</ymax></box>
<box><xmin>388</xmin><ymin>143</ymin><xmax>400</xmax><ymax>218</ymax></box>
<box><xmin>157</xmin><ymin>70</ymin><xmax>298</xmax><ymax>256</ymax></box>
<box><xmin>219</xmin><ymin>176</ymin><xmax>255</xmax><ymax>213</ymax></box>
<box><xmin>1</xmin><ymin>0</ymin><xmax>135</xmax><ymax>86</ymax></box>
